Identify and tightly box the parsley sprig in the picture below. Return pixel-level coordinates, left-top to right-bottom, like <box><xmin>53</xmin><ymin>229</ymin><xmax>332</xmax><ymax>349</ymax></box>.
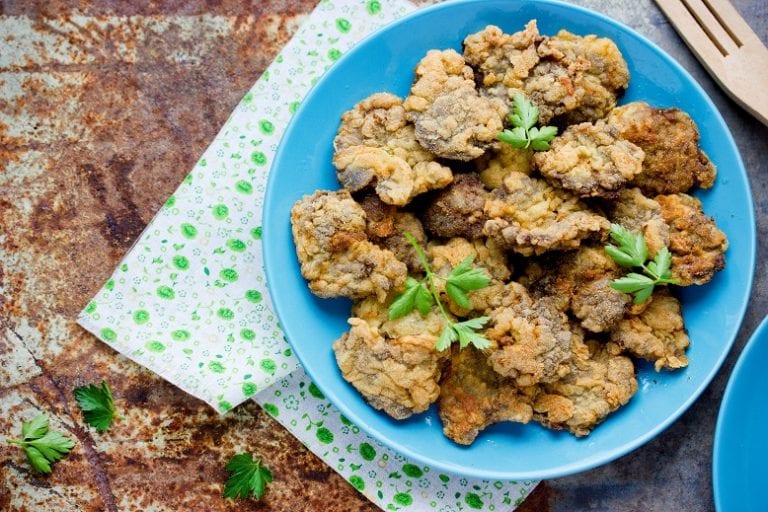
<box><xmin>223</xmin><ymin>453</ymin><xmax>273</xmax><ymax>501</ymax></box>
<box><xmin>497</xmin><ymin>94</ymin><xmax>558</xmax><ymax>151</ymax></box>
<box><xmin>388</xmin><ymin>233</ymin><xmax>492</xmax><ymax>352</ymax></box>
<box><xmin>6</xmin><ymin>414</ymin><xmax>76</xmax><ymax>474</ymax></box>
<box><xmin>73</xmin><ymin>380</ymin><xmax>122</xmax><ymax>433</ymax></box>
<box><xmin>605</xmin><ymin>223</ymin><xmax>680</xmax><ymax>304</ymax></box>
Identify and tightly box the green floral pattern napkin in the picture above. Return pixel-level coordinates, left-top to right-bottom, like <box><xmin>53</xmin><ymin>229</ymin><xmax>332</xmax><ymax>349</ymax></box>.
<box><xmin>252</xmin><ymin>372</ymin><xmax>537</xmax><ymax>511</ymax></box>
<box><xmin>77</xmin><ymin>0</ymin><xmax>538</xmax><ymax>509</ymax></box>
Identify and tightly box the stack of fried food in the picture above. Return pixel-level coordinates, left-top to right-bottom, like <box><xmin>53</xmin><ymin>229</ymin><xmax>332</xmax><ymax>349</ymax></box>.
<box><xmin>290</xmin><ymin>20</ymin><xmax>728</xmax><ymax>444</ymax></box>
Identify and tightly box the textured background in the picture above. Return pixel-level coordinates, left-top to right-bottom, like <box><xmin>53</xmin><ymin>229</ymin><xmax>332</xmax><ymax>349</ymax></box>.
<box><xmin>0</xmin><ymin>0</ymin><xmax>766</xmax><ymax>511</ymax></box>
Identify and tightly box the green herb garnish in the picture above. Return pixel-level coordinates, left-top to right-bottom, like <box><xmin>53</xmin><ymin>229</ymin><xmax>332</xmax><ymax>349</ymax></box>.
<box><xmin>6</xmin><ymin>414</ymin><xmax>76</xmax><ymax>474</ymax></box>
<box><xmin>223</xmin><ymin>453</ymin><xmax>273</xmax><ymax>501</ymax></box>
<box><xmin>605</xmin><ymin>223</ymin><xmax>680</xmax><ymax>304</ymax></box>
<box><xmin>497</xmin><ymin>94</ymin><xmax>558</xmax><ymax>151</ymax></box>
<box><xmin>388</xmin><ymin>232</ymin><xmax>492</xmax><ymax>351</ymax></box>
<box><xmin>73</xmin><ymin>380</ymin><xmax>121</xmax><ymax>433</ymax></box>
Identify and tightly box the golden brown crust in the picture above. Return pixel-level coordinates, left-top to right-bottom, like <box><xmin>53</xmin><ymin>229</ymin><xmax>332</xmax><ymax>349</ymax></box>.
<box><xmin>610</xmin><ymin>288</ymin><xmax>690</xmax><ymax>371</ymax></box>
<box><xmin>607</xmin><ymin>101</ymin><xmax>716</xmax><ymax>195</ymax></box>
<box><xmin>533</xmin><ymin>336</ymin><xmax>638</xmax><ymax>436</ymax></box>
<box><xmin>534</xmin><ymin>120</ymin><xmax>645</xmax><ymax>198</ymax></box>
<box><xmin>404</xmin><ymin>49</ymin><xmax>505</xmax><ymax>161</ymax></box>
<box><xmin>475</xmin><ymin>143</ymin><xmax>533</xmax><ymax>189</ymax></box>
<box><xmin>334</xmin><ymin>92</ymin><xmax>434</xmax><ymax>166</ymax></box>
<box><xmin>333</xmin><ymin>310</ymin><xmax>448</xmax><ymax>420</ymax></box>
<box><xmin>333</xmin><ymin>93</ymin><xmax>453</xmax><ymax>205</ymax></box>
<box><xmin>656</xmin><ymin>193</ymin><xmax>728</xmax><ymax>286</ymax></box>
<box><xmin>334</xmin><ymin>146</ymin><xmax>453</xmax><ymax>206</ymax></box>
<box><xmin>462</xmin><ymin>21</ymin><xmax>541</xmax><ymax>93</ymax></box>
<box><xmin>486</xmin><ymin>296</ymin><xmax>574</xmax><ymax>387</ymax></box>
<box><xmin>604</xmin><ymin>188</ymin><xmax>670</xmax><ymax>257</ymax></box>
<box><xmin>358</xmin><ymin>191</ymin><xmax>398</xmax><ymax>239</ymax></box>
<box><xmin>464</xmin><ymin>23</ymin><xmax>629</xmax><ymax>125</ymax></box>
<box><xmin>483</xmin><ymin>171</ymin><xmax>610</xmax><ymax>255</ymax></box>
<box><xmin>428</xmin><ymin>237</ymin><xmax>511</xmax><ymax>283</ymax></box>
<box><xmin>438</xmin><ymin>346</ymin><xmax>534</xmax><ymax>445</ymax></box>
<box><xmin>422</xmin><ymin>173</ymin><xmax>490</xmax><ymax>240</ymax></box>
<box><xmin>525</xmin><ymin>30</ymin><xmax>629</xmax><ymax>124</ymax></box>
<box><xmin>290</xmin><ymin>190</ymin><xmax>407</xmax><ymax>302</ymax></box>
<box><xmin>523</xmin><ymin>246</ymin><xmax>631</xmax><ymax>333</ymax></box>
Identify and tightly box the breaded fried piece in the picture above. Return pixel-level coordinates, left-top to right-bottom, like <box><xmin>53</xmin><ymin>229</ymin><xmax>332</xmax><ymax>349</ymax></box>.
<box><xmin>610</xmin><ymin>288</ymin><xmax>690</xmax><ymax>371</ymax></box>
<box><xmin>534</xmin><ymin>334</ymin><xmax>637</xmax><ymax>436</ymax></box>
<box><xmin>525</xmin><ymin>30</ymin><xmax>629</xmax><ymax>124</ymax></box>
<box><xmin>334</xmin><ymin>146</ymin><xmax>453</xmax><ymax>206</ymax></box>
<box><xmin>334</xmin><ymin>92</ymin><xmax>434</xmax><ymax>164</ymax></box>
<box><xmin>358</xmin><ymin>191</ymin><xmax>398</xmax><ymax>239</ymax></box>
<box><xmin>607</xmin><ymin>102</ymin><xmax>716</xmax><ymax>195</ymax></box>
<box><xmin>438</xmin><ymin>346</ymin><xmax>534</xmax><ymax>445</ymax></box>
<box><xmin>486</xmin><ymin>297</ymin><xmax>573</xmax><ymax>386</ymax></box>
<box><xmin>483</xmin><ymin>171</ymin><xmax>610</xmax><ymax>256</ymax></box>
<box><xmin>427</xmin><ymin>237</ymin><xmax>510</xmax><ymax>317</ymax></box>
<box><xmin>333</xmin><ymin>308</ymin><xmax>448</xmax><ymax>420</ymax></box>
<box><xmin>534</xmin><ymin>120</ymin><xmax>645</xmax><ymax>198</ymax></box>
<box><xmin>422</xmin><ymin>173</ymin><xmax>489</xmax><ymax>240</ymax></box>
<box><xmin>604</xmin><ymin>188</ymin><xmax>670</xmax><ymax>257</ymax></box>
<box><xmin>333</xmin><ymin>93</ymin><xmax>453</xmax><ymax>205</ymax></box>
<box><xmin>571</xmin><ymin>276</ymin><xmax>631</xmax><ymax>333</ymax></box>
<box><xmin>404</xmin><ymin>49</ymin><xmax>505</xmax><ymax>161</ymax></box>
<box><xmin>523</xmin><ymin>246</ymin><xmax>631</xmax><ymax>333</ymax></box>
<box><xmin>290</xmin><ymin>190</ymin><xmax>407</xmax><ymax>302</ymax></box>
<box><xmin>656</xmin><ymin>193</ymin><xmax>728</xmax><ymax>286</ymax></box>
<box><xmin>382</xmin><ymin>212</ymin><xmax>428</xmax><ymax>274</ymax></box>
<box><xmin>470</xmin><ymin>281</ymin><xmax>531</xmax><ymax>315</ymax></box>
<box><xmin>462</xmin><ymin>21</ymin><xmax>541</xmax><ymax>94</ymax></box>
<box><xmin>428</xmin><ymin>237</ymin><xmax>511</xmax><ymax>283</ymax></box>
<box><xmin>475</xmin><ymin>143</ymin><xmax>533</xmax><ymax>189</ymax></box>
<box><xmin>357</xmin><ymin>192</ymin><xmax>427</xmax><ymax>273</ymax></box>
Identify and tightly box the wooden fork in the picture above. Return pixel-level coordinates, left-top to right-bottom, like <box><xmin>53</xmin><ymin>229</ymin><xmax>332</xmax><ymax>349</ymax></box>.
<box><xmin>654</xmin><ymin>0</ymin><xmax>768</xmax><ymax>126</ymax></box>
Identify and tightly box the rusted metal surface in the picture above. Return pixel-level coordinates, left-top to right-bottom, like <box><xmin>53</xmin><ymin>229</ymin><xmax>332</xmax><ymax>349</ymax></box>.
<box><xmin>1</xmin><ymin>1</ymin><xmax>767</xmax><ymax>511</ymax></box>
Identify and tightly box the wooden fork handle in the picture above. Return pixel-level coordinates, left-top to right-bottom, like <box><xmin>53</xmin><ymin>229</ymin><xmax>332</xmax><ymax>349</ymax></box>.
<box><xmin>655</xmin><ymin>0</ymin><xmax>768</xmax><ymax>126</ymax></box>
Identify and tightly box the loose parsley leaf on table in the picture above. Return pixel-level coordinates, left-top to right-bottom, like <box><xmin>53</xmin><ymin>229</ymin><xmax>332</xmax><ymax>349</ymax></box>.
<box><xmin>497</xmin><ymin>94</ymin><xmax>558</xmax><ymax>151</ymax></box>
<box><xmin>73</xmin><ymin>380</ymin><xmax>120</xmax><ymax>433</ymax></box>
<box><xmin>6</xmin><ymin>414</ymin><xmax>76</xmax><ymax>474</ymax></box>
<box><xmin>604</xmin><ymin>223</ymin><xmax>680</xmax><ymax>304</ymax></box>
<box><xmin>388</xmin><ymin>232</ymin><xmax>492</xmax><ymax>351</ymax></box>
<box><xmin>223</xmin><ymin>453</ymin><xmax>273</xmax><ymax>501</ymax></box>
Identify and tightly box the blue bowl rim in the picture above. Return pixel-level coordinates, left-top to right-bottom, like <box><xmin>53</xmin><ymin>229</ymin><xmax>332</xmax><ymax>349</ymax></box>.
<box><xmin>263</xmin><ymin>0</ymin><xmax>756</xmax><ymax>480</ymax></box>
<box><xmin>713</xmin><ymin>314</ymin><xmax>768</xmax><ymax>511</ymax></box>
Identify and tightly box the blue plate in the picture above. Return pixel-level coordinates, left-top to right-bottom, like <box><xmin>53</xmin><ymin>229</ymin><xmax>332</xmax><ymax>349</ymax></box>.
<box><xmin>714</xmin><ymin>316</ymin><xmax>768</xmax><ymax>511</ymax></box>
<box><xmin>263</xmin><ymin>0</ymin><xmax>755</xmax><ymax>480</ymax></box>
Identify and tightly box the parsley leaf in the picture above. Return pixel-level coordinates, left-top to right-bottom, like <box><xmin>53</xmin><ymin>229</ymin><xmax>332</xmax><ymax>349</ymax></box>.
<box><xmin>446</xmin><ymin>282</ymin><xmax>471</xmax><ymax>309</ymax></box>
<box><xmin>387</xmin><ymin>233</ymin><xmax>492</xmax><ymax>351</ymax></box>
<box><xmin>435</xmin><ymin>325</ymin><xmax>458</xmax><ymax>352</ymax></box>
<box><xmin>6</xmin><ymin>414</ymin><xmax>75</xmax><ymax>474</ymax></box>
<box><xmin>223</xmin><ymin>453</ymin><xmax>273</xmax><ymax>501</ymax></box>
<box><xmin>497</xmin><ymin>126</ymin><xmax>528</xmax><ymax>149</ymax></box>
<box><xmin>73</xmin><ymin>380</ymin><xmax>119</xmax><ymax>433</ymax></box>
<box><xmin>22</xmin><ymin>413</ymin><xmax>49</xmax><ymax>440</ymax></box>
<box><xmin>446</xmin><ymin>256</ymin><xmax>491</xmax><ymax>291</ymax></box>
<box><xmin>453</xmin><ymin>317</ymin><xmax>491</xmax><ymax>349</ymax></box>
<box><xmin>497</xmin><ymin>94</ymin><xmax>558</xmax><ymax>151</ymax></box>
<box><xmin>604</xmin><ymin>224</ymin><xmax>680</xmax><ymax>303</ymax></box>
<box><xmin>389</xmin><ymin>277</ymin><xmax>433</xmax><ymax>320</ymax></box>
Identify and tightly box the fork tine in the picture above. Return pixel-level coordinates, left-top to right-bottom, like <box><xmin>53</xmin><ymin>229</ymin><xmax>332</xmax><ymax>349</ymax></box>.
<box><xmin>655</xmin><ymin>0</ymin><xmax>727</xmax><ymax>69</ymax></box>
<box><xmin>683</xmin><ymin>0</ymin><xmax>739</xmax><ymax>55</ymax></box>
<box><xmin>700</xmin><ymin>0</ymin><xmax>763</xmax><ymax>47</ymax></box>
